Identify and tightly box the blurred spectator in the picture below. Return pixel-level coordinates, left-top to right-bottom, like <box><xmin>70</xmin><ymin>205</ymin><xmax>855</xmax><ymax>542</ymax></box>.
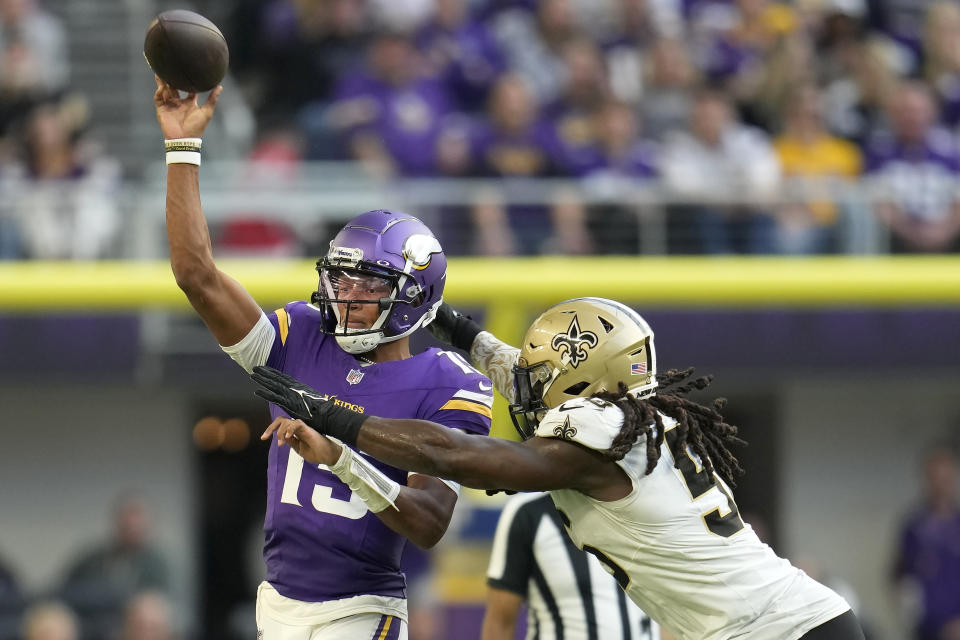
<box><xmin>0</xmin><ymin>556</ymin><xmax>23</xmax><ymax>640</ymax></box>
<box><xmin>489</xmin><ymin>0</ymin><xmax>582</xmax><ymax>105</ymax></box>
<box><xmin>216</xmin><ymin>125</ymin><xmax>303</xmax><ymax>258</ymax></box>
<box><xmin>119</xmin><ymin>592</ymin><xmax>175</xmax><ymax>640</ymax></box>
<box><xmin>0</xmin><ymin>0</ymin><xmax>68</xmax><ymax>137</ymax></box>
<box><xmin>660</xmin><ymin>89</ymin><xmax>780</xmax><ymax>253</ymax></box>
<box><xmin>773</xmin><ymin>83</ymin><xmax>863</xmax><ymax>253</ymax></box>
<box><xmin>468</xmin><ymin>74</ymin><xmax>582</xmax><ymax>255</ymax></box>
<box><xmin>22</xmin><ymin>601</ymin><xmax>79</xmax><ymax>640</ymax></box>
<box><xmin>815</xmin><ymin>16</ymin><xmax>896</xmax><ymax>144</ymax></box>
<box><xmin>864</xmin><ymin>81</ymin><xmax>960</xmax><ymax>252</ymax></box>
<box><xmin>416</xmin><ymin>0</ymin><xmax>506</xmax><ymax>112</ymax></box>
<box><xmin>577</xmin><ymin>0</ymin><xmax>683</xmax><ymax>103</ymax></box>
<box><xmin>639</xmin><ymin>38</ymin><xmax>700</xmax><ymax>141</ymax></box>
<box><xmin>5</xmin><ymin>94</ymin><xmax>120</xmax><ymax>260</ymax></box>
<box><xmin>327</xmin><ymin>31</ymin><xmax>454</xmax><ymax>177</ymax></box>
<box><xmin>59</xmin><ymin>496</ymin><xmax>170</xmax><ymax>640</ymax></box>
<box><xmin>922</xmin><ymin>1</ymin><xmax>960</xmax><ymax>130</ymax></box>
<box><xmin>368</xmin><ymin>0</ymin><xmax>435</xmax><ymax>32</ymax></box>
<box><xmin>546</xmin><ymin>38</ymin><xmax>610</xmax><ymax>170</ymax></box>
<box><xmin>745</xmin><ymin>30</ymin><xmax>816</xmax><ymax>131</ymax></box>
<box><xmin>864</xmin><ymin>0</ymin><xmax>927</xmax><ymax>75</ymax></box>
<box><xmin>228</xmin><ymin>0</ymin><xmax>369</xmax><ymax>128</ymax></box>
<box><xmin>891</xmin><ymin>443</ymin><xmax>960</xmax><ymax>640</ymax></box>
<box><xmin>561</xmin><ymin>100</ymin><xmax>659</xmax><ymax>254</ymax></box>
<box><xmin>692</xmin><ymin>0</ymin><xmax>799</xmax><ymax>94</ymax></box>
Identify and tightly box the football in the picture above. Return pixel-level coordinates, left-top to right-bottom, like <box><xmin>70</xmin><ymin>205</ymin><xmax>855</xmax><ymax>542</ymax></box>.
<box><xmin>143</xmin><ymin>9</ymin><xmax>228</xmax><ymax>93</ymax></box>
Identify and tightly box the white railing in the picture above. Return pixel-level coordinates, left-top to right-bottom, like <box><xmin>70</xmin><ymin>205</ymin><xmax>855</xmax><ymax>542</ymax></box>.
<box><xmin>1</xmin><ymin>161</ymin><xmax>891</xmax><ymax>259</ymax></box>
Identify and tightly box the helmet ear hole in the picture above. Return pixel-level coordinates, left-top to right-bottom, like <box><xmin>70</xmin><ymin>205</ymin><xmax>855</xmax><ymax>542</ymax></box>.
<box><xmin>563</xmin><ymin>381</ymin><xmax>590</xmax><ymax>396</ymax></box>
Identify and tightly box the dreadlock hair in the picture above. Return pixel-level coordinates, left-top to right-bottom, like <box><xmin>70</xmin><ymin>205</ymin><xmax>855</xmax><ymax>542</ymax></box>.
<box><xmin>593</xmin><ymin>367</ymin><xmax>747</xmax><ymax>487</ymax></box>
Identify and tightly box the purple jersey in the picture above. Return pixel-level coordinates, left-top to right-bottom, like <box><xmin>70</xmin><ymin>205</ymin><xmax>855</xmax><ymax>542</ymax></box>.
<box><xmin>863</xmin><ymin>129</ymin><xmax>960</xmax><ymax>222</ymax></box>
<box><xmin>261</xmin><ymin>301</ymin><xmax>492</xmax><ymax>603</ymax></box>
<box><xmin>333</xmin><ymin>73</ymin><xmax>454</xmax><ymax>176</ymax></box>
<box><xmin>566</xmin><ymin>140</ymin><xmax>659</xmax><ymax>180</ymax></box>
<box><xmin>416</xmin><ymin>20</ymin><xmax>505</xmax><ymax>112</ymax></box>
<box><xmin>895</xmin><ymin>507</ymin><xmax>960</xmax><ymax>638</ymax></box>
<box><xmin>471</xmin><ymin>120</ymin><xmax>561</xmax><ymax>178</ymax></box>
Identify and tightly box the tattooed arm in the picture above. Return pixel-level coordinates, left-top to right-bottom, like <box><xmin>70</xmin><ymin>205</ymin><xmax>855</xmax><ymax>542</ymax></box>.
<box><xmin>470</xmin><ymin>331</ymin><xmax>520</xmax><ymax>404</ymax></box>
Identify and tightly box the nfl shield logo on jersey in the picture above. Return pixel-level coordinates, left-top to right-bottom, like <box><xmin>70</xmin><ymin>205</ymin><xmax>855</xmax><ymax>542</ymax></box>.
<box><xmin>346</xmin><ymin>368</ymin><xmax>365</xmax><ymax>385</ymax></box>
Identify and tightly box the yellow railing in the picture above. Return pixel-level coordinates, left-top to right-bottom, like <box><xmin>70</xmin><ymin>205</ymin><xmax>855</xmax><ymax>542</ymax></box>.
<box><xmin>3</xmin><ymin>256</ymin><xmax>960</xmax><ymax>310</ymax></box>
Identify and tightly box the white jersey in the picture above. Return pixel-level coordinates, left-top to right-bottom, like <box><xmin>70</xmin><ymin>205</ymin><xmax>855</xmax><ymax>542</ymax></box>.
<box><xmin>535</xmin><ymin>397</ymin><xmax>851</xmax><ymax>640</ymax></box>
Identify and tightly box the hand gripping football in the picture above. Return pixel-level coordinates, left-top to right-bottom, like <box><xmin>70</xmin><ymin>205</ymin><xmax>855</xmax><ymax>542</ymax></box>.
<box><xmin>143</xmin><ymin>9</ymin><xmax>229</xmax><ymax>93</ymax></box>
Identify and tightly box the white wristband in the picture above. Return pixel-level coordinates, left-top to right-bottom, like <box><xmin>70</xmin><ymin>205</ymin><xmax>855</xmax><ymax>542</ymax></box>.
<box><xmin>329</xmin><ymin>445</ymin><xmax>401</xmax><ymax>513</ymax></box>
<box><xmin>165</xmin><ymin>150</ymin><xmax>201</xmax><ymax>165</ymax></box>
<box><xmin>165</xmin><ymin>138</ymin><xmax>202</xmax><ymax>165</ymax></box>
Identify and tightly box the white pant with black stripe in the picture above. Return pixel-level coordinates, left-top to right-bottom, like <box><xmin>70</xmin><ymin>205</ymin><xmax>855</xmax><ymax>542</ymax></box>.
<box><xmin>256</xmin><ymin>582</ymin><xmax>408</xmax><ymax>640</ymax></box>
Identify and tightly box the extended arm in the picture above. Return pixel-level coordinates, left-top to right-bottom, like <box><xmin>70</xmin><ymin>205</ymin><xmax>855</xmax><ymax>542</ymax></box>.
<box><xmin>261</xmin><ymin>410</ymin><xmax>606</xmax><ymax>493</ymax></box>
<box><xmin>357</xmin><ymin>416</ymin><xmax>604</xmax><ymax>491</ymax></box>
<box><xmin>154</xmin><ymin>78</ymin><xmax>263</xmax><ymax>346</ymax></box>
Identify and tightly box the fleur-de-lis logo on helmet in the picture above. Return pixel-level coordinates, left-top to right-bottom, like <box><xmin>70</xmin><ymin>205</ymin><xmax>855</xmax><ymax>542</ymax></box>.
<box><xmin>550</xmin><ymin>315</ymin><xmax>599</xmax><ymax>368</ymax></box>
<box><xmin>553</xmin><ymin>416</ymin><xmax>578</xmax><ymax>440</ymax></box>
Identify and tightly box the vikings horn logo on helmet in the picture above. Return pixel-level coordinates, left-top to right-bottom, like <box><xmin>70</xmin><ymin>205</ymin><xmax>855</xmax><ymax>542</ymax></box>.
<box><xmin>550</xmin><ymin>316</ymin><xmax>598</xmax><ymax>367</ymax></box>
<box><xmin>403</xmin><ymin>234</ymin><xmax>443</xmax><ymax>270</ymax></box>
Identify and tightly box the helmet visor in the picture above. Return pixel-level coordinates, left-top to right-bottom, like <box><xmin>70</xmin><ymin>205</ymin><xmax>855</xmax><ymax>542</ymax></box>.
<box><xmin>319</xmin><ymin>267</ymin><xmax>395</xmax><ymax>334</ymax></box>
<box><xmin>508</xmin><ymin>361</ymin><xmax>552</xmax><ymax>439</ymax></box>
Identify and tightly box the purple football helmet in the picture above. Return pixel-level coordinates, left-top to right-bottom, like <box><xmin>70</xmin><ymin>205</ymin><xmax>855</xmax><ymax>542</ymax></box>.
<box><xmin>310</xmin><ymin>209</ymin><xmax>446</xmax><ymax>354</ymax></box>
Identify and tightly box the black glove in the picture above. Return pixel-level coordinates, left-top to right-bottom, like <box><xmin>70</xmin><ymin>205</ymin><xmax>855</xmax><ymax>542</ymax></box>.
<box><xmin>251</xmin><ymin>366</ymin><xmax>367</xmax><ymax>446</ymax></box>
<box><xmin>427</xmin><ymin>302</ymin><xmax>482</xmax><ymax>353</ymax></box>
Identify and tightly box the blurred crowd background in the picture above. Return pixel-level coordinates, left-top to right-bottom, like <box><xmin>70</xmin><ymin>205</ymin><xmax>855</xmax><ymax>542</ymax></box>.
<box><xmin>2</xmin><ymin>0</ymin><xmax>960</xmax><ymax>258</ymax></box>
<box><xmin>1</xmin><ymin>1</ymin><xmax>960</xmax><ymax>640</ymax></box>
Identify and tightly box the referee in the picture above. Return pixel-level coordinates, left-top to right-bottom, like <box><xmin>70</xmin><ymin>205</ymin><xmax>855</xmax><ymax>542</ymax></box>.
<box><xmin>483</xmin><ymin>493</ymin><xmax>660</xmax><ymax>640</ymax></box>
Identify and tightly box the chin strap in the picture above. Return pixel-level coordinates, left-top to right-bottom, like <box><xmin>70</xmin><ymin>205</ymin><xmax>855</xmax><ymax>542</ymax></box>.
<box><xmin>335</xmin><ymin>330</ymin><xmax>384</xmax><ymax>354</ymax></box>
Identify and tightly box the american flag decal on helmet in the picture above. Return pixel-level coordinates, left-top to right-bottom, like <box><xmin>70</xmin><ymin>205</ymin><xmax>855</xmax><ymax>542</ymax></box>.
<box><xmin>631</xmin><ymin>362</ymin><xmax>647</xmax><ymax>375</ymax></box>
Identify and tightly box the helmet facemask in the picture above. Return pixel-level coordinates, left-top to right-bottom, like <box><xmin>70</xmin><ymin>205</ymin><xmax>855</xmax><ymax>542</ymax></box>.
<box><xmin>319</xmin><ymin>266</ymin><xmax>397</xmax><ymax>352</ymax></box>
<box><xmin>509</xmin><ymin>360</ymin><xmax>556</xmax><ymax>440</ymax></box>
<box><xmin>312</xmin><ymin>257</ymin><xmax>426</xmax><ymax>354</ymax></box>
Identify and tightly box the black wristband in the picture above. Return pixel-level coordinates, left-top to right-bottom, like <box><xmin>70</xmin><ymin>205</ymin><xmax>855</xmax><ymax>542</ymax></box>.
<box><xmin>451</xmin><ymin>315</ymin><xmax>482</xmax><ymax>353</ymax></box>
<box><xmin>317</xmin><ymin>402</ymin><xmax>367</xmax><ymax>447</ymax></box>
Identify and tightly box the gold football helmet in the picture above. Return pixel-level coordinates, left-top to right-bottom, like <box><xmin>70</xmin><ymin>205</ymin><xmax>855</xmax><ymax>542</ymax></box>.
<box><xmin>510</xmin><ymin>297</ymin><xmax>657</xmax><ymax>439</ymax></box>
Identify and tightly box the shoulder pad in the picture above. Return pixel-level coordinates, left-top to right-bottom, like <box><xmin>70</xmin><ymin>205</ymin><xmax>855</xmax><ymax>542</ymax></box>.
<box><xmin>534</xmin><ymin>397</ymin><xmax>624</xmax><ymax>452</ymax></box>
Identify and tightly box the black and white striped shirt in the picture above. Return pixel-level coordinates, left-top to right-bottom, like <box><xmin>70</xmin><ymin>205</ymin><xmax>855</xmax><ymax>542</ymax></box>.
<box><xmin>487</xmin><ymin>493</ymin><xmax>659</xmax><ymax>640</ymax></box>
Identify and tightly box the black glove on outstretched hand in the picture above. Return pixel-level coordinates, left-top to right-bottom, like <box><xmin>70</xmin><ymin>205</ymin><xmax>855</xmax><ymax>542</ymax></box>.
<box><xmin>428</xmin><ymin>302</ymin><xmax>483</xmax><ymax>353</ymax></box>
<box><xmin>251</xmin><ymin>366</ymin><xmax>366</xmax><ymax>446</ymax></box>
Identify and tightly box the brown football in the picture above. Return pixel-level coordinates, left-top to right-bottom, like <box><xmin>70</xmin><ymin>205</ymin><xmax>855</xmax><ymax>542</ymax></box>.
<box><xmin>143</xmin><ymin>9</ymin><xmax>228</xmax><ymax>93</ymax></box>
